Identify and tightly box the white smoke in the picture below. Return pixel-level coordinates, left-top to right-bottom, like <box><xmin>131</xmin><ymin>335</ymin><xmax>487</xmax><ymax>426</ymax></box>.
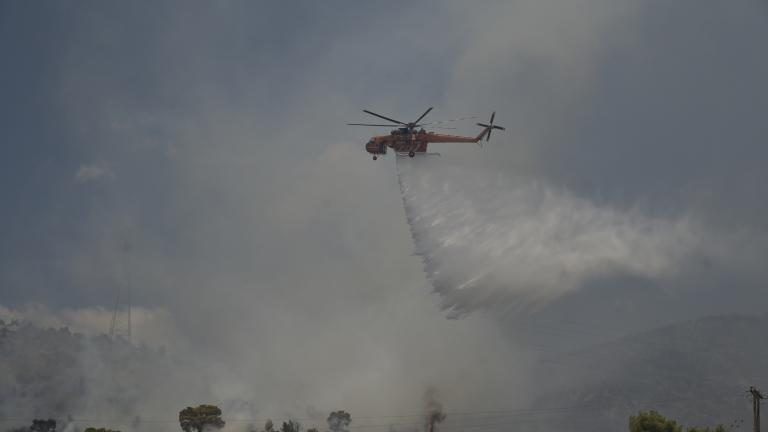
<box><xmin>397</xmin><ymin>156</ymin><xmax>709</xmax><ymax>317</ymax></box>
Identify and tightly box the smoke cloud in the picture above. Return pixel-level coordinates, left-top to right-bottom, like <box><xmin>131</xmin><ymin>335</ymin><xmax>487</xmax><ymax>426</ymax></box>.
<box><xmin>423</xmin><ymin>387</ymin><xmax>445</xmax><ymax>432</ymax></box>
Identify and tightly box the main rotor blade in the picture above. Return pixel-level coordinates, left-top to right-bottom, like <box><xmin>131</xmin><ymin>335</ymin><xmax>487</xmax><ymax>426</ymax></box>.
<box><xmin>421</xmin><ymin>116</ymin><xmax>478</xmax><ymax>126</ymax></box>
<box><xmin>413</xmin><ymin>107</ymin><xmax>433</xmax><ymax>125</ymax></box>
<box><xmin>350</xmin><ymin>122</ymin><xmax>454</xmax><ymax>130</ymax></box>
<box><xmin>347</xmin><ymin>123</ymin><xmax>399</xmax><ymax>126</ymax></box>
<box><xmin>362</xmin><ymin>110</ymin><xmax>406</xmax><ymax>125</ymax></box>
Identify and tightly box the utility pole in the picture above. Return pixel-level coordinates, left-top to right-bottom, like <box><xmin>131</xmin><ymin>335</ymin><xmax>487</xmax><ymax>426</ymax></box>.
<box><xmin>749</xmin><ymin>386</ymin><xmax>764</xmax><ymax>432</ymax></box>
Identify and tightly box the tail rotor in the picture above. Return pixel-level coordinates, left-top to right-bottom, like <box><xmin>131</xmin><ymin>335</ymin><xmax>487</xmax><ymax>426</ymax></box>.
<box><xmin>476</xmin><ymin>111</ymin><xmax>505</xmax><ymax>145</ymax></box>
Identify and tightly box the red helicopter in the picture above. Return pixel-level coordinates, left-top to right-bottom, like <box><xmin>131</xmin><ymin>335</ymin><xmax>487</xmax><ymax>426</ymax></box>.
<box><xmin>348</xmin><ymin>107</ymin><xmax>504</xmax><ymax>160</ymax></box>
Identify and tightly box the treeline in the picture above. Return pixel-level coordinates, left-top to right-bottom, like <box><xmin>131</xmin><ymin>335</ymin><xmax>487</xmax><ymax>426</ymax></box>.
<box><xmin>4</xmin><ymin>407</ymin><xmax>352</xmax><ymax>432</ymax></box>
<box><xmin>6</xmin><ymin>408</ymin><xmax>729</xmax><ymax>432</ymax></box>
<box><xmin>179</xmin><ymin>405</ymin><xmax>350</xmax><ymax>432</ymax></box>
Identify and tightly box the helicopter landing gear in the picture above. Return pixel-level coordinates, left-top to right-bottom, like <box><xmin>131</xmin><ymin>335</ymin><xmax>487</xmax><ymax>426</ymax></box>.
<box><xmin>408</xmin><ymin>151</ymin><xmax>415</xmax><ymax>158</ymax></box>
<box><xmin>372</xmin><ymin>155</ymin><xmax>378</xmax><ymax>160</ymax></box>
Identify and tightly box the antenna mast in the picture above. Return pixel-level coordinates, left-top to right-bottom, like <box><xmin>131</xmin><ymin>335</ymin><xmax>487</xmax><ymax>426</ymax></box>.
<box><xmin>108</xmin><ymin>240</ymin><xmax>132</xmax><ymax>343</ymax></box>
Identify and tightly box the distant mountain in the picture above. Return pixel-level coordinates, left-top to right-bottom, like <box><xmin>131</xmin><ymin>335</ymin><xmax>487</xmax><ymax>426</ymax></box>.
<box><xmin>528</xmin><ymin>314</ymin><xmax>768</xmax><ymax>431</ymax></box>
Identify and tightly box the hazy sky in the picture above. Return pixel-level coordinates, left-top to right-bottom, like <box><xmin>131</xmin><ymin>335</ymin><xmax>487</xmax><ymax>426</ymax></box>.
<box><xmin>2</xmin><ymin>0</ymin><xmax>768</xmax><ymax>424</ymax></box>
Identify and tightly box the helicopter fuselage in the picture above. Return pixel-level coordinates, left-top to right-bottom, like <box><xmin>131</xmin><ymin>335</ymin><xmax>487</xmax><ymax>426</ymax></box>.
<box><xmin>366</xmin><ymin>129</ymin><xmax>429</xmax><ymax>157</ymax></box>
<box><xmin>365</xmin><ymin>128</ymin><xmax>484</xmax><ymax>159</ymax></box>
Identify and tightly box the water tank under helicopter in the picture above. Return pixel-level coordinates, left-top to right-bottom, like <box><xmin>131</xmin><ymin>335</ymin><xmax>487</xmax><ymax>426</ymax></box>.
<box><xmin>366</xmin><ymin>139</ymin><xmax>386</xmax><ymax>160</ymax></box>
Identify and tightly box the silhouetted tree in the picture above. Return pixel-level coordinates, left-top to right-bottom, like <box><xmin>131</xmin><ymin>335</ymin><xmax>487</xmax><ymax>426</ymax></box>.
<box><xmin>630</xmin><ymin>411</ymin><xmax>682</xmax><ymax>432</ymax></box>
<box><xmin>281</xmin><ymin>420</ymin><xmax>302</xmax><ymax>432</ymax></box>
<box><xmin>326</xmin><ymin>411</ymin><xmax>351</xmax><ymax>432</ymax></box>
<box><xmin>30</xmin><ymin>419</ymin><xmax>56</xmax><ymax>432</ymax></box>
<box><xmin>686</xmin><ymin>427</ymin><xmax>727</xmax><ymax>432</ymax></box>
<box><xmin>629</xmin><ymin>411</ymin><xmax>726</xmax><ymax>432</ymax></box>
<box><xmin>263</xmin><ymin>419</ymin><xmax>275</xmax><ymax>432</ymax></box>
<box><xmin>178</xmin><ymin>404</ymin><xmax>225</xmax><ymax>432</ymax></box>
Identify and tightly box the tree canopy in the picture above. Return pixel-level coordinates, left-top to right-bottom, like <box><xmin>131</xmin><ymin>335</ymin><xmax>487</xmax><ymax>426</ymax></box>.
<box><xmin>281</xmin><ymin>420</ymin><xmax>302</xmax><ymax>432</ymax></box>
<box><xmin>178</xmin><ymin>404</ymin><xmax>226</xmax><ymax>432</ymax></box>
<box><xmin>629</xmin><ymin>410</ymin><xmax>726</xmax><ymax>432</ymax></box>
<box><xmin>630</xmin><ymin>410</ymin><xmax>682</xmax><ymax>432</ymax></box>
<box><xmin>29</xmin><ymin>419</ymin><xmax>56</xmax><ymax>432</ymax></box>
<box><xmin>686</xmin><ymin>427</ymin><xmax>727</xmax><ymax>432</ymax></box>
<box><xmin>327</xmin><ymin>411</ymin><xmax>351</xmax><ymax>432</ymax></box>
<box><xmin>264</xmin><ymin>419</ymin><xmax>275</xmax><ymax>432</ymax></box>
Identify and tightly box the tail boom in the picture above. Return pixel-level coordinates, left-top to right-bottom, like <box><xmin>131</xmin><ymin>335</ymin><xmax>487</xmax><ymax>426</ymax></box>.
<box><xmin>420</xmin><ymin>112</ymin><xmax>505</xmax><ymax>147</ymax></box>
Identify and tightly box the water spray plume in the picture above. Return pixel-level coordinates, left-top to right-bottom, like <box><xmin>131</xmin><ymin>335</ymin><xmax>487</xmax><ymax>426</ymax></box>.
<box><xmin>397</xmin><ymin>157</ymin><xmax>705</xmax><ymax>317</ymax></box>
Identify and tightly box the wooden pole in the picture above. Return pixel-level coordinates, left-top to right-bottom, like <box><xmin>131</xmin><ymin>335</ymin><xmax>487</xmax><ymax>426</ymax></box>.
<box><xmin>750</xmin><ymin>386</ymin><xmax>764</xmax><ymax>432</ymax></box>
